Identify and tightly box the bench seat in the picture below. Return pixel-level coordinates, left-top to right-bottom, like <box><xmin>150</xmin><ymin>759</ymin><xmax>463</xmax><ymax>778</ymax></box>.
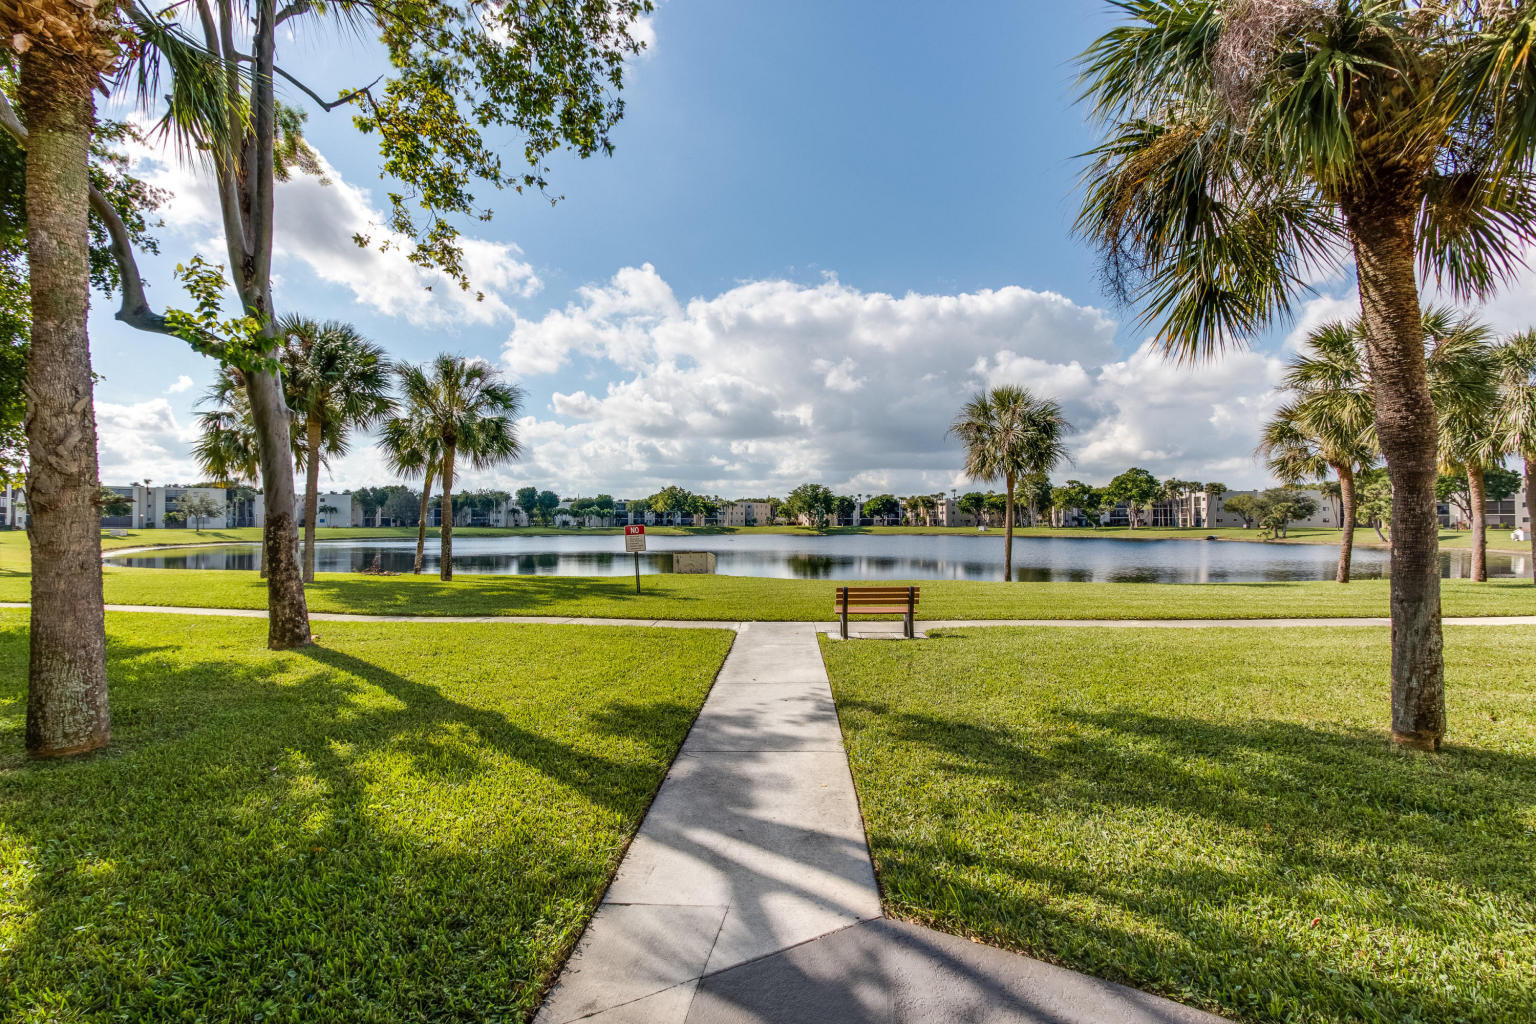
<box><xmin>833</xmin><ymin>586</ymin><xmax>921</xmax><ymax>638</ymax></box>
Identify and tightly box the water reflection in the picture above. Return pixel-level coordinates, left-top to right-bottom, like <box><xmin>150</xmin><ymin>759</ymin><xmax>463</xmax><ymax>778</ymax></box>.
<box><xmin>104</xmin><ymin>533</ymin><xmax>1522</xmax><ymax>583</ymax></box>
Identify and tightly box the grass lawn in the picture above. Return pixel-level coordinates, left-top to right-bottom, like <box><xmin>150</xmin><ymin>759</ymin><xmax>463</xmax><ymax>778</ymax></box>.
<box><xmin>0</xmin><ymin>612</ymin><xmax>734</xmax><ymax>1022</ymax></box>
<box><xmin>821</xmin><ymin>626</ymin><xmax>1536</xmax><ymax>1024</ymax></box>
<box><xmin>51</xmin><ymin>570</ymin><xmax>1536</xmax><ymax>621</ymax></box>
<box><xmin>0</xmin><ymin>530</ymin><xmax>1531</xmax><ymax>622</ymax></box>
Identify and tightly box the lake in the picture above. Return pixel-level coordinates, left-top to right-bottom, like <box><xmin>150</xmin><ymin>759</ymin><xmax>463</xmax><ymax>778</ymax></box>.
<box><xmin>103</xmin><ymin>533</ymin><xmax>1525</xmax><ymax>583</ymax></box>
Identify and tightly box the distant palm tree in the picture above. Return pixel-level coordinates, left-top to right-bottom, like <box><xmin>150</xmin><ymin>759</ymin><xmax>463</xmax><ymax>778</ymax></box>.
<box><xmin>1425</xmin><ymin>310</ymin><xmax>1501</xmax><ymax>583</ymax></box>
<box><xmin>277</xmin><ymin>316</ymin><xmax>396</xmax><ymax>582</ymax></box>
<box><xmin>193</xmin><ymin>375</ymin><xmax>264</xmax><ymax>490</ymax></box>
<box><xmin>380</xmin><ymin>414</ymin><xmax>442</xmax><ymax>574</ymax></box>
<box><xmin>949</xmin><ymin>386</ymin><xmax>1071</xmax><ymax>582</ymax></box>
<box><xmin>1495</xmin><ymin>332</ymin><xmax>1536</xmax><ymax>584</ymax></box>
<box><xmin>397</xmin><ymin>355</ymin><xmax>524</xmax><ymax>581</ymax></box>
<box><xmin>1261</xmin><ymin>321</ymin><xmax>1378</xmax><ymax>583</ymax></box>
<box><xmin>194</xmin><ymin>369</ymin><xmax>301</xmax><ymax>579</ymax></box>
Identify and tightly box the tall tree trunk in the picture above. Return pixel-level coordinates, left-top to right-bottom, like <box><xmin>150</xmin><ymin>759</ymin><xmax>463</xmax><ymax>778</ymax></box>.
<box><xmin>20</xmin><ymin>53</ymin><xmax>109</xmax><ymax>758</ymax></box>
<box><xmin>247</xmin><ymin>368</ymin><xmax>310</xmax><ymax>648</ymax></box>
<box><xmin>1526</xmin><ymin>458</ymin><xmax>1535</xmax><ymax>585</ymax></box>
<box><xmin>1335</xmin><ymin>464</ymin><xmax>1357</xmax><ymax>585</ymax></box>
<box><xmin>1468</xmin><ymin>464</ymin><xmax>1487</xmax><ymax>583</ymax></box>
<box><xmin>225</xmin><ymin>0</ymin><xmax>306</xmax><ymax>649</ymax></box>
<box><xmin>1003</xmin><ymin>474</ymin><xmax>1015</xmax><ymax>583</ymax></box>
<box><xmin>414</xmin><ymin>460</ymin><xmax>436</xmax><ymax>574</ymax></box>
<box><xmin>302</xmin><ymin>415</ymin><xmax>321</xmax><ymax>583</ymax></box>
<box><xmin>439</xmin><ymin>444</ymin><xmax>455</xmax><ymax>581</ymax></box>
<box><xmin>1346</xmin><ymin>196</ymin><xmax>1444</xmax><ymax>751</ymax></box>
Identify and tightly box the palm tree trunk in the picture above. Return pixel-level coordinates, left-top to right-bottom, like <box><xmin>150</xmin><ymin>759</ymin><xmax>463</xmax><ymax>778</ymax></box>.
<box><xmin>1346</xmin><ymin>196</ymin><xmax>1444</xmax><ymax>751</ymax></box>
<box><xmin>439</xmin><ymin>444</ymin><xmax>455</xmax><ymax>582</ymax></box>
<box><xmin>1526</xmin><ymin>457</ymin><xmax>1535</xmax><ymax>585</ymax></box>
<box><xmin>1335</xmin><ymin>464</ymin><xmax>1356</xmax><ymax>585</ymax></box>
<box><xmin>302</xmin><ymin>415</ymin><xmax>321</xmax><ymax>583</ymax></box>
<box><xmin>1468</xmin><ymin>464</ymin><xmax>1488</xmax><ymax>583</ymax></box>
<box><xmin>20</xmin><ymin>52</ymin><xmax>109</xmax><ymax>758</ymax></box>
<box><xmin>247</xmin><ymin>368</ymin><xmax>311</xmax><ymax>648</ymax></box>
<box><xmin>414</xmin><ymin>459</ymin><xmax>436</xmax><ymax>574</ymax></box>
<box><xmin>1003</xmin><ymin>474</ymin><xmax>1015</xmax><ymax>583</ymax></box>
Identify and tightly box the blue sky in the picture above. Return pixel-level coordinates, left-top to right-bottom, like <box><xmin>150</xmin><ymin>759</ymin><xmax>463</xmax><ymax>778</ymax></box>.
<box><xmin>85</xmin><ymin>0</ymin><xmax>1536</xmax><ymax>497</ymax></box>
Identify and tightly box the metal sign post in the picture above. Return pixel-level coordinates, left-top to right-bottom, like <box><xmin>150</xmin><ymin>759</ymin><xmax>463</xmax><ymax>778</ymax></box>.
<box><xmin>624</xmin><ymin>525</ymin><xmax>647</xmax><ymax>593</ymax></box>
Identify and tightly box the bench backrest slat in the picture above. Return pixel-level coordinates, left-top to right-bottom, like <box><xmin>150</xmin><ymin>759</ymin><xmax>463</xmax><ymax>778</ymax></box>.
<box><xmin>834</xmin><ymin>586</ymin><xmax>920</xmax><ymax>605</ymax></box>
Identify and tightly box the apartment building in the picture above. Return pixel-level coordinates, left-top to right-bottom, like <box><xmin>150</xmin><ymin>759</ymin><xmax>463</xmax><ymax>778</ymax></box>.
<box><xmin>100</xmin><ymin>484</ymin><xmax>231</xmax><ymax>529</ymax></box>
<box><xmin>1440</xmin><ymin>480</ymin><xmax>1531</xmax><ymax>530</ymax></box>
<box><xmin>1</xmin><ymin>484</ymin><xmax>24</xmax><ymax>527</ymax></box>
<box><xmin>721</xmin><ymin>501</ymin><xmax>773</xmax><ymax>527</ymax></box>
<box><xmin>251</xmin><ymin>491</ymin><xmax>353</xmax><ymax>528</ymax></box>
<box><xmin>1206</xmin><ymin>487</ymin><xmax>1337</xmax><ymax>529</ymax></box>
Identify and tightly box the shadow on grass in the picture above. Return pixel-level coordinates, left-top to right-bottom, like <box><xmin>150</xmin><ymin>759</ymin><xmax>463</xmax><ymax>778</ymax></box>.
<box><xmin>839</xmin><ymin>700</ymin><xmax>1536</xmax><ymax>1024</ymax></box>
<box><xmin>302</xmin><ymin>572</ymin><xmax>709</xmax><ymax>616</ymax></box>
<box><xmin>0</xmin><ymin>618</ymin><xmax>706</xmax><ymax>1022</ymax></box>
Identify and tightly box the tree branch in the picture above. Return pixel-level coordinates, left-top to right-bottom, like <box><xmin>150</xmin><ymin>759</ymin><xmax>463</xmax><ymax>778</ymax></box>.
<box><xmin>0</xmin><ymin>87</ymin><xmax>173</xmax><ymax>336</ymax></box>
<box><xmin>231</xmin><ymin>53</ymin><xmax>382</xmax><ymax>112</ymax></box>
<box><xmin>274</xmin><ymin>0</ymin><xmax>313</xmax><ymax>25</ymax></box>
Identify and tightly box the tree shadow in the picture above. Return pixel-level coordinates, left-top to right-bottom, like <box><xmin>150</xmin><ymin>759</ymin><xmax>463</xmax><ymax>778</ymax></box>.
<box><xmin>301</xmin><ymin>573</ymin><xmax>708</xmax><ymax>616</ymax></box>
<box><xmin>836</xmin><ymin>698</ymin><xmax>1536</xmax><ymax>1023</ymax></box>
<box><xmin>0</xmin><ymin>614</ymin><xmax>724</xmax><ymax>1022</ymax></box>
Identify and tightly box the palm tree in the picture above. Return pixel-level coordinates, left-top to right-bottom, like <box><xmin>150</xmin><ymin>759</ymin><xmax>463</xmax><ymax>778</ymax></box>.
<box><xmin>277</xmin><ymin>317</ymin><xmax>395</xmax><ymax>582</ymax></box>
<box><xmin>1076</xmin><ymin>3</ymin><xmax>1536</xmax><ymax>751</ymax></box>
<box><xmin>1261</xmin><ymin>321</ymin><xmax>1377</xmax><ymax>583</ymax></box>
<box><xmin>397</xmin><ymin>355</ymin><xmax>524</xmax><ymax>581</ymax></box>
<box><xmin>1423</xmin><ymin>310</ymin><xmax>1501</xmax><ymax>584</ymax></box>
<box><xmin>1495</xmin><ymin>332</ymin><xmax>1536</xmax><ymax>584</ymax></box>
<box><xmin>193</xmin><ymin>376</ymin><xmax>264</xmax><ymax>491</ymax></box>
<box><xmin>949</xmin><ymin>386</ymin><xmax>1072</xmax><ymax>582</ymax></box>
<box><xmin>380</xmin><ymin>414</ymin><xmax>442</xmax><ymax>574</ymax></box>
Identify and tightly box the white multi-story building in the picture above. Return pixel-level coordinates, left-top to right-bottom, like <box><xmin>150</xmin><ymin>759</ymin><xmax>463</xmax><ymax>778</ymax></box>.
<box><xmin>252</xmin><ymin>491</ymin><xmax>354</xmax><ymax>528</ymax></box>
<box><xmin>1206</xmin><ymin>487</ymin><xmax>1337</xmax><ymax>529</ymax></box>
<box><xmin>100</xmin><ymin>484</ymin><xmax>230</xmax><ymax>529</ymax></box>
<box><xmin>1</xmin><ymin>484</ymin><xmax>25</xmax><ymax>528</ymax></box>
<box><xmin>1440</xmin><ymin>479</ymin><xmax>1531</xmax><ymax>531</ymax></box>
<box><xmin>721</xmin><ymin>501</ymin><xmax>773</xmax><ymax>527</ymax></box>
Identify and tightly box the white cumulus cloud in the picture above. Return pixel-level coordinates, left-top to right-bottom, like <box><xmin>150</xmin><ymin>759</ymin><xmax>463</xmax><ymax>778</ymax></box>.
<box><xmin>124</xmin><ymin>131</ymin><xmax>539</xmax><ymax>328</ymax></box>
<box><xmin>484</xmin><ymin>265</ymin><xmax>1294</xmax><ymax>497</ymax></box>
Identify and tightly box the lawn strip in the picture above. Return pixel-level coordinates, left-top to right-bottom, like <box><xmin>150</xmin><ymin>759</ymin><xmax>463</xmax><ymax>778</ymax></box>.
<box><xmin>0</xmin><ymin>611</ymin><xmax>733</xmax><ymax>1023</ymax></box>
<box><xmin>821</xmin><ymin>625</ymin><xmax>1536</xmax><ymax>1024</ymax></box>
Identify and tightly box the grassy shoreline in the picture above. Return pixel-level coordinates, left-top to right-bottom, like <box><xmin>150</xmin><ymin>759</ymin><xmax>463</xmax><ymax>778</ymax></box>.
<box><xmin>0</xmin><ymin>531</ymin><xmax>1528</xmax><ymax>622</ymax></box>
<box><xmin>5</xmin><ymin>570</ymin><xmax>1529</xmax><ymax>621</ymax></box>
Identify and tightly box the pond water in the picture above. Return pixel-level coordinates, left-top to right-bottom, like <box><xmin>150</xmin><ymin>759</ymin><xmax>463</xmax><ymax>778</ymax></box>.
<box><xmin>104</xmin><ymin>533</ymin><xmax>1525</xmax><ymax>583</ymax></box>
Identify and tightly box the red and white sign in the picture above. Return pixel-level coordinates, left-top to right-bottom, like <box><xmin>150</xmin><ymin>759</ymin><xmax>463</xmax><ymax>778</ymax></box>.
<box><xmin>624</xmin><ymin>524</ymin><xmax>647</xmax><ymax>552</ymax></box>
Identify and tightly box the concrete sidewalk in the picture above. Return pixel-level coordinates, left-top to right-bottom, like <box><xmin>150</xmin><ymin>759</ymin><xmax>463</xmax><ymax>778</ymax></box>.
<box><xmin>533</xmin><ymin>622</ymin><xmax>1230</xmax><ymax>1024</ymax></box>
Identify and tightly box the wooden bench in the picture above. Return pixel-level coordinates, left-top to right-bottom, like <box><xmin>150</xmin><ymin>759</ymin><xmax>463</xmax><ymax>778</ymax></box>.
<box><xmin>833</xmin><ymin>585</ymin><xmax>920</xmax><ymax>639</ymax></box>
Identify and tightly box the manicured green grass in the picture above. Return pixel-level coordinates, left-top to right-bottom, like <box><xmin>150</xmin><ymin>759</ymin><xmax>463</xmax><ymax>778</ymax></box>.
<box><xmin>0</xmin><ymin>612</ymin><xmax>734</xmax><ymax>1022</ymax></box>
<box><xmin>9</xmin><ymin>569</ymin><xmax>1528</xmax><ymax>621</ymax></box>
<box><xmin>821</xmin><ymin>626</ymin><xmax>1536</xmax><ymax>1024</ymax></box>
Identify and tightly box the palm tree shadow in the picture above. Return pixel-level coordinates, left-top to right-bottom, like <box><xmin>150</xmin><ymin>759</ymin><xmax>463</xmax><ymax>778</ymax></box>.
<box><xmin>837</xmin><ymin>699</ymin><xmax>1536</xmax><ymax>1022</ymax></box>
<box><xmin>0</xmin><ymin>622</ymin><xmax>713</xmax><ymax>1021</ymax></box>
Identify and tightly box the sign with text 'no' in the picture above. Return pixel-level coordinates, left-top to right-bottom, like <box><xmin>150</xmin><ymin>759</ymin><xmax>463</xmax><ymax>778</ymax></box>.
<box><xmin>624</xmin><ymin>524</ymin><xmax>647</xmax><ymax>553</ymax></box>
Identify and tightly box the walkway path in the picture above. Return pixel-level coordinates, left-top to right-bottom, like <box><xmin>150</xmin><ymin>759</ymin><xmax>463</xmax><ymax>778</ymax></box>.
<box><xmin>5</xmin><ymin>602</ymin><xmax>1534</xmax><ymax>630</ymax></box>
<box><xmin>533</xmin><ymin>621</ymin><xmax>1228</xmax><ymax>1024</ymax></box>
